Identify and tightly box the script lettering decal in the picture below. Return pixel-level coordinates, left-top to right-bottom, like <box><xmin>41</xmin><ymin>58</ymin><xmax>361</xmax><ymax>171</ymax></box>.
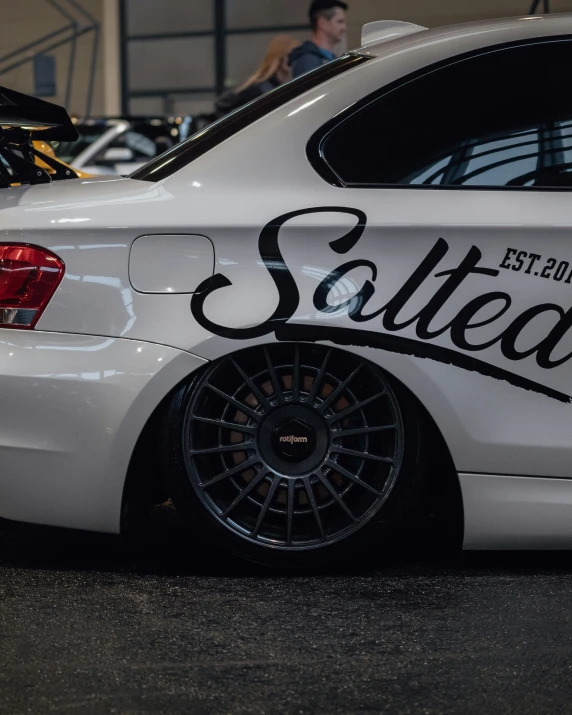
<box><xmin>191</xmin><ymin>208</ymin><xmax>572</xmax><ymax>403</ymax></box>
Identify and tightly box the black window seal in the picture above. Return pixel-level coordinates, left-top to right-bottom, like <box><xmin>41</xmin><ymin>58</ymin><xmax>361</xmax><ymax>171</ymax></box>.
<box><xmin>131</xmin><ymin>54</ymin><xmax>370</xmax><ymax>183</ymax></box>
<box><xmin>307</xmin><ymin>34</ymin><xmax>572</xmax><ymax>193</ymax></box>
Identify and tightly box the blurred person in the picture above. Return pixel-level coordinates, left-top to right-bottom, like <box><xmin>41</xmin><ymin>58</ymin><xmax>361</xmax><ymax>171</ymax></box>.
<box><xmin>214</xmin><ymin>35</ymin><xmax>300</xmax><ymax>119</ymax></box>
<box><xmin>289</xmin><ymin>0</ymin><xmax>348</xmax><ymax>78</ymax></box>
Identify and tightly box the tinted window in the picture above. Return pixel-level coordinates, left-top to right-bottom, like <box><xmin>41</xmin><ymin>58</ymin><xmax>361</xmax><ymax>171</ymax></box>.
<box><xmin>132</xmin><ymin>54</ymin><xmax>369</xmax><ymax>182</ymax></box>
<box><xmin>322</xmin><ymin>40</ymin><xmax>572</xmax><ymax>189</ymax></box>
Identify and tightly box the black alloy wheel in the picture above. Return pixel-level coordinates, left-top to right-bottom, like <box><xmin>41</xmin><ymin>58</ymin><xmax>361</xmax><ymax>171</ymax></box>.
<box><xmin>164</xmin><ymin>343</ymin><xmax>422</xmax><ymax>567</ymax></box>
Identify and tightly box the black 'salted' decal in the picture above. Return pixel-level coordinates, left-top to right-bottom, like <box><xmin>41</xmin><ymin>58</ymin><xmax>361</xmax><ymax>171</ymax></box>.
<box><xmin>191</xmin><ymin>208</ymin><xmax>572</xmax><ymax>404</ymax></box>
<box><xmin>191</xmin><ymin>207</ymin><xmax>366</xmax><ymax>340</ymax></box>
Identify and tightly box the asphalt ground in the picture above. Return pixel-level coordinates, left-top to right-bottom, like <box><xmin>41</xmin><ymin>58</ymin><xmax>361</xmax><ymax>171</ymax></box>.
<box><xmin>1</xmin><ymin>507</ymin><xmax>572</xmax><ymax>715</ymax></box>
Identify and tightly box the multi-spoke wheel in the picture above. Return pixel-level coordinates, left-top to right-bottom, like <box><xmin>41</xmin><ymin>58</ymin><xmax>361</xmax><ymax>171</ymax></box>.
<box><xmin>164</xmin><ymin>343</ymin><xmax>423</xmax><ymax>567</ymax></box>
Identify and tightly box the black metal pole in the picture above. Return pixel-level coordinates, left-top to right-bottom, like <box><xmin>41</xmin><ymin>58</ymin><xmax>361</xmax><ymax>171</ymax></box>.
<box><xmin>119</xmin><ymin>0</ymin><xmax>129</xmax><ymax>116</ymax></box>
<box><xmin>214</xmin><ymin>0</ymin><xmax>226</xmax><ymax>96</ymax></box>
<box><xmin>64</xmin><ymin>0</ymin><xmax>98</xmax><ymax>25</ymax></box>
<box><xmin>85</xmin><ymin>23</ymin><xmax>100</xmax><ymax>117</ymax></box>
<box><xmin>65</xmin><ymin>32</ymin><xmax>77</xmax><ymax>109</ymax></box>
<box><xmin>0</xmin><ymin>27</ymin><xmax>92</xmax><ymax>76</ymax></box>
<box><xmin>47</xmin><ymin>0</ymin><xmax>76</xmax><ymax>24</ymax></box>
<box><xmin>46</xmin><ymin>0</ymin><xmax>78</xmax><ymax>108</ymax></box>
<box><xmin>0</xmin><ymin>26</ymin><xmax>73</xmax><ymax>66</ymax></box>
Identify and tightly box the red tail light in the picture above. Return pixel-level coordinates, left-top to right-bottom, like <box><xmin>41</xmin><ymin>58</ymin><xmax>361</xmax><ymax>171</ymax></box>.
<box><xmin>0</xmin><ymin>244</ymin><xmax>65</xmax><ymax>329</ymax></box>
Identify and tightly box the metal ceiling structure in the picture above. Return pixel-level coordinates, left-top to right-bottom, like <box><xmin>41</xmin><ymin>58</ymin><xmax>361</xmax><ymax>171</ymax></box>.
<box><xmin>0</xmin><ymin>0</ymin><xmax>100</xmax><ymax>116</ymax></box>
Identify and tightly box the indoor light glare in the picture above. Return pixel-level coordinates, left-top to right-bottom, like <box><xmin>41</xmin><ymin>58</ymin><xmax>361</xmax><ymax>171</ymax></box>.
<box><xmin>288</xmin><ymin>95</ymin><xmax>326</xmax><ymax>117</ymax></box>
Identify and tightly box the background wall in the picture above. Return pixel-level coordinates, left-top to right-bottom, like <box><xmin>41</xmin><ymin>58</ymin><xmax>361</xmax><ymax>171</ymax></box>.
<box><xmin>123</xmin><ymin>0</ymin><xmax>572</xmax><ymax>117</ymax></box>
<box><xmin>3</xmin><ymin>0</ymin><xmax>572</xmax><ymax>118</ymax></box>
<box><xmin>0</xmin><ymin>0</ymin><xmax>103</xmax><ymax>116</ymax></box>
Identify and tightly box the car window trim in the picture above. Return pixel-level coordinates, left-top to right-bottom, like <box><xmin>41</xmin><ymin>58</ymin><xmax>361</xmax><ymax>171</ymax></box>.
<box><xmin>307</xmin><ymin>34</ymin><xmax>572</xmax><ymax>192</ymax></box>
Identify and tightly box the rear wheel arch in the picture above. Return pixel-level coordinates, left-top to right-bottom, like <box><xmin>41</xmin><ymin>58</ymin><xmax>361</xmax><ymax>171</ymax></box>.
<box><xmin>122</xmin><ymin>343</ymin><xmax>463</xmax><ymax>560</ymax></box>
<box><xmin>128</xmin><ymin>342</ymin><xmax>463</xmax><ymax>566</ymax></box>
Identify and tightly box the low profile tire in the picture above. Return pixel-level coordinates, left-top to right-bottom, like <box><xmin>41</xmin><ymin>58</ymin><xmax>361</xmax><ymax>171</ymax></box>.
<box><xmin>163</xmin><ymin>343</ymin><xmax>424</xmax><ymax>569</ymax></box>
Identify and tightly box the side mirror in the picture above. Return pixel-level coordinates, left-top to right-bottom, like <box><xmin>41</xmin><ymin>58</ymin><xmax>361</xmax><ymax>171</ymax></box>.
<box><xmin>101</xmin><ymin>147</ymin><xmax>134</xmax><ymax>163</ymax></box>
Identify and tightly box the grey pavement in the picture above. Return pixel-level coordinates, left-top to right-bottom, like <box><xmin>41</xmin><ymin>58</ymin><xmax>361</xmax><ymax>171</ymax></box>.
<box><xmin>1</xmin><ymin>509</ymin><xmax>571</xmax><ymax>715</ymax></box>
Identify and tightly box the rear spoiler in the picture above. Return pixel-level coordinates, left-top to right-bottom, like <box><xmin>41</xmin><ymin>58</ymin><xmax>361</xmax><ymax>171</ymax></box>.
<box><xmin>0</xmin><ymin>86</ymin><xmax>79</xmax><ymax>188</ymax></box>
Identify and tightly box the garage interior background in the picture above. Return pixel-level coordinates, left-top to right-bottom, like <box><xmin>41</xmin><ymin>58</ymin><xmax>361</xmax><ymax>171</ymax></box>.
<box><xmin>2</xmin><ymin>0</ymin><xmax>572</xmax><ymax>118</ymax></box>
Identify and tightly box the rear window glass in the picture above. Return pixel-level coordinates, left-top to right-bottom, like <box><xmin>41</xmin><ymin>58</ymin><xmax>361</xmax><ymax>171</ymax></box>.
<box><xmin>130</xmin><ymin>54</ymin><xmax>369</xmax><ymax>183</ymax></box>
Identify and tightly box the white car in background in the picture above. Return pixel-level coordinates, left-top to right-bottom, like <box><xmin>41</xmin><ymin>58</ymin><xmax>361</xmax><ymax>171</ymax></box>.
<box><xmin>1</xmin><ymin>14</ymin><xmax>572</xmax><ymax>568</ymax></box>
<box><xmin>49</xmin><ymin>116</ymin><xmax>194</xmax><ymax>175</ymax></box>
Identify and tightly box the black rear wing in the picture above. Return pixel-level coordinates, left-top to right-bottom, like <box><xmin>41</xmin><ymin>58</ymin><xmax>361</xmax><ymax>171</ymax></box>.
<box><xmin>0</xmin><ymin>86</ymin><xmax>79</xmax><ymax>187</ymax></box>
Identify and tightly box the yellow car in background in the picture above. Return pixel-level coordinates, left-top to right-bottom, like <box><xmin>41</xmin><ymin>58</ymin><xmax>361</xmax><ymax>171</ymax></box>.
<box><xmin>33</xmin><ymin>139</ymin><xmax>92</xmax><ymax>178</ymax></box>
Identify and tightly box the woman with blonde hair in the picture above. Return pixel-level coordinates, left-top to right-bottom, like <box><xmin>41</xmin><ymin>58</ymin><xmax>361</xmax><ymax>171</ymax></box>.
<box><xmin>214</xmin><ymin>35</ymin><xmax>301</xmax><ymax>119</ymax></box>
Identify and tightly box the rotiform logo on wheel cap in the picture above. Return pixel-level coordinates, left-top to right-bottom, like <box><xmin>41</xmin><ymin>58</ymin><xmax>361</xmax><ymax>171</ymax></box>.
<box><xmin>272</xmin><ymin>418</ymin><xmax>316</xmax><ymax>462</ymax></box>
<box><xmin>280</xmin><ymin>435</ymin><xmax>309</xmax><ymax>444</ymax></box>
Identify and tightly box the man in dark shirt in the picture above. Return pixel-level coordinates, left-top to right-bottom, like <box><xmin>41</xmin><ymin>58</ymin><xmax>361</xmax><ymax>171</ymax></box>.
<box><xmin>289</xmin><ymin>0</ymin><xmax>348</xmax><ymax>78</ymax></box>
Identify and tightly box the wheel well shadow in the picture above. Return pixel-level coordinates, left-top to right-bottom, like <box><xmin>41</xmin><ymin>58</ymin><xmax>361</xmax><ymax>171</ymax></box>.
<box><xmin>120</xmin><ymin>371</ymin><xmax>204</xmax><ymax>533</ymax></box>
<box><xmin>395</xmin><ymin>374</ymin><xmax>464</xmax><ymax>548</ymax></box>
<box><xmin>121</xmin><ymin>345</ymin><xmax>464</xmax><ymax>549</ymax></box>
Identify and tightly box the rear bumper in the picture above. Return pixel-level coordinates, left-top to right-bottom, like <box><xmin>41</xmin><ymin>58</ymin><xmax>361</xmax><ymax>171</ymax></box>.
<box><xmin>0</xmin><ymin>330</ymin><xmax>206</xmax><ymax>533</ymax></box>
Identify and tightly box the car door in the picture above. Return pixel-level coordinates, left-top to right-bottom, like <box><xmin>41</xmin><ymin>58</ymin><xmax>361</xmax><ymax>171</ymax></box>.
<box><xmin>307</xmin><ymin>37</ymin><xmax>572</xmax><ymax>479</ymax></box>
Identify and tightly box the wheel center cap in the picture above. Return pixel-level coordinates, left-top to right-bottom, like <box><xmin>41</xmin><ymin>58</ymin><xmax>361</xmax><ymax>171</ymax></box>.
<box><xmin>271</xmin><ymin>418</ymin><xmax>317</xmax><ymax>463</ymax></box>
<box><xmin>260</xmin><ymin>406</ymin><xmax>328</xmax><ymax>476</ymax></box>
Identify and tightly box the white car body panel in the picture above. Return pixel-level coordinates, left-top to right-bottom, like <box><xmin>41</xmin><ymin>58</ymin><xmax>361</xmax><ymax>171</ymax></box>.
<box><xmin>129</xmin><ymin>234</ymin><xmax>215</xmax><ymax>294</ymax></box>
<box><xmin>461</xmin><ymin>474</ymin><xmax>572</xmax><ymax>549</ymax></box>
<box><xmin>0</xmin><ymin>329</ymin><xmax>206</xmax><ymax>532</ymax></box>
<box><xmin>0</xmin><ymin>15</ymin><xmax>571</xmax><ymax>545</ymax></box>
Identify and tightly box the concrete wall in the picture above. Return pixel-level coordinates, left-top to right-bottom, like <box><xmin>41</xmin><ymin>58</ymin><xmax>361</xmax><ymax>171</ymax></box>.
<box><xmin>0</xmin><ymin>0</ymin><xmax>104</xmax><ymax>116</ymax></box>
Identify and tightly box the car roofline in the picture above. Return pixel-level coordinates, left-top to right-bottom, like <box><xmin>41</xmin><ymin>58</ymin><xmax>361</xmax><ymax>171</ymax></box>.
<box><xmin>359</xmin><ymin>13</ymin><xmax>572</xmax><ymax>56</ymax></box>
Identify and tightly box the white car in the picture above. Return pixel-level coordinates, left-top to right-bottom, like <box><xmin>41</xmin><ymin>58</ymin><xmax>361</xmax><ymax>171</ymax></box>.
<box><xmin>49</xmin><ymin>116</ymin><xmax>194</xmax><ymax>175</ymax></box>
<box><xmin>1</xmin><ymin>14</ymin><xmax>572</xmax><ymax>568</ymax></box>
